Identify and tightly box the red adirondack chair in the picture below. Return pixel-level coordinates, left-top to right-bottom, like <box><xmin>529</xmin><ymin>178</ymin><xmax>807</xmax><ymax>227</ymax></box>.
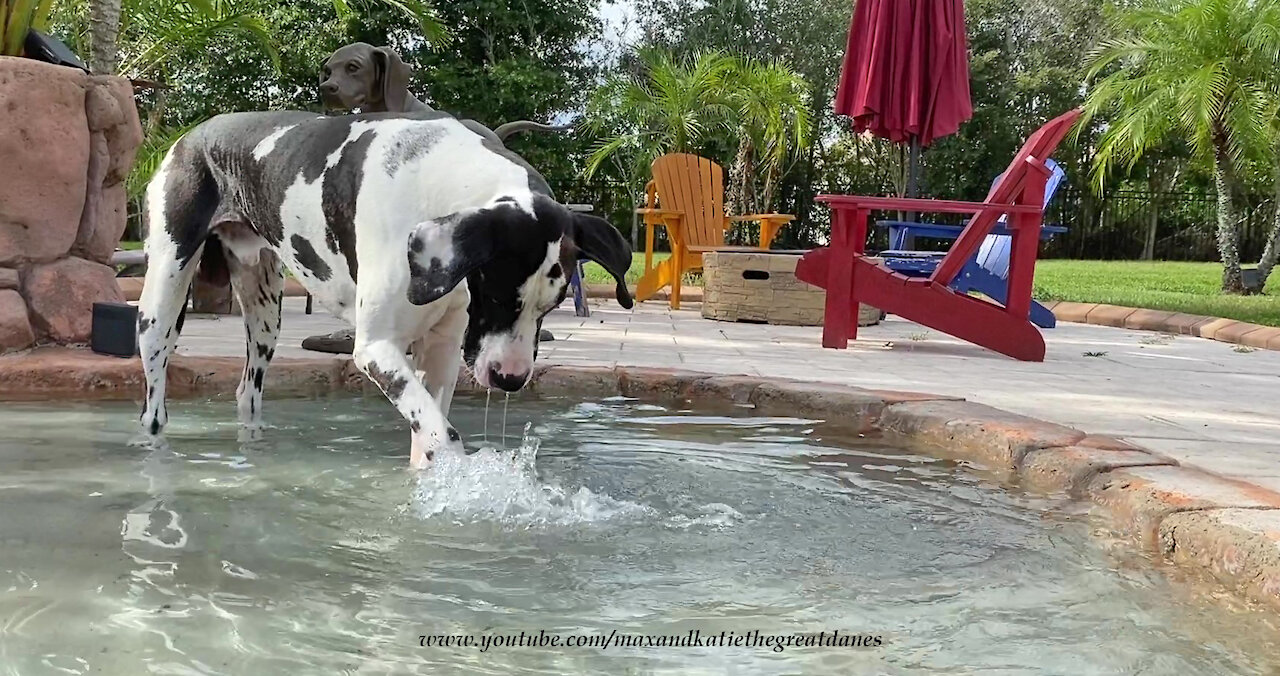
<box><xmin>796</xmin><ymin>109</ymin><xmax>1082</xmax><ymax>361</ymax></box>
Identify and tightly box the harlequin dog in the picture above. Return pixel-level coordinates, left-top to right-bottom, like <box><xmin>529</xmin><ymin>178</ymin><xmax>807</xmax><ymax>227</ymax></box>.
<box><xmin>136</xmin><ymin>110</ymin><xmax>632</xmax><ymax>468</ymax></box>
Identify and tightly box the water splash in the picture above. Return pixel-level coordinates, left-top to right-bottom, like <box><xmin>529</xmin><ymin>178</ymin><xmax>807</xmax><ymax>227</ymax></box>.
<box><xmin>483</xmin><ymin>390</ymin><xmax>491</xmax><ymax>443</ymax></box>
<box><xmin>502</xmin><ymin>393</ymin><xmax>509</xmax><ymax>447</ymax></box>
<box><xmin>412</xmin><ymin>423</ymin><xmax>652</xmax><ymax>527</ymax></box>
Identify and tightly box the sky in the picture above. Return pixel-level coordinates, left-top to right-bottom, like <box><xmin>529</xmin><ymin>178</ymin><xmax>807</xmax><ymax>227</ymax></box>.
<box><xmin>597</xmin><ymin>0</ymin><xmax>643</xmax><ymax>51</ymax></box>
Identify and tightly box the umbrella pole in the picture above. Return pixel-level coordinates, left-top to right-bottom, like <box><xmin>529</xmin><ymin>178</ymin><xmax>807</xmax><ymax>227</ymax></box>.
<box><xmin>907</xmin><ymin>136</ymin><xmax>921</xmax><ymax>197</ymax></box>
<box><xmin>904</xmin><ymin>135</ymin><xmax>921</xmax><ymax>224</ymax></box>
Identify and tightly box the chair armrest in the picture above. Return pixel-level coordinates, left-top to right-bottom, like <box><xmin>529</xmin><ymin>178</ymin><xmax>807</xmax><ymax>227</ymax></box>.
<box><xmin>635</xmin><ymin>208</ymin><xmax>684</xmax><ymax>218</ymax></box>
<box><xmin>879</xmin><ymin>219</ymin><xmax>1067</xmax><ymax>241</ymax></box>
<box><xmin>874</xmin><ymin>219</ymin><xmax>950</xmax><ymax>229</ymax></box>
<box><xmin>818</xmin><ymin>194</ymin><xmax>1042</xmax><ymax>216</ymax></box>
<box><xmin>727</xmin><ymin>214</ymin><xmax>795</xmax><ymax>223</ymax></box>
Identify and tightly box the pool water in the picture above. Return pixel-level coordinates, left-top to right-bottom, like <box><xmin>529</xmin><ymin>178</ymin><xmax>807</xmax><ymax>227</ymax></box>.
<box><xmin>1</xmin><ymin>395</ymin><xmax>1279</xmax><ymax>675</ymax></box>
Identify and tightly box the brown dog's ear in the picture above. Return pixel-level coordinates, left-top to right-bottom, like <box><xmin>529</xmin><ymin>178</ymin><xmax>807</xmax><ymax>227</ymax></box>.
<box><xmin>372</xmin><ymin>46</ymin><xmax>412</xmax><ymax>112</ymax></box>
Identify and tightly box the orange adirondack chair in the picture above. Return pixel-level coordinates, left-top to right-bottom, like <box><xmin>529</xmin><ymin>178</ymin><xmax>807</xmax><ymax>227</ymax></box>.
<box><xmin>634</xmin><ymin>153</ymin><xmax>795</xmax><ymax>308</ymax></box>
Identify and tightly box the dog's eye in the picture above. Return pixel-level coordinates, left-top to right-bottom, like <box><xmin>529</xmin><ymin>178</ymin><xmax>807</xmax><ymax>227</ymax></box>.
<box><xmin>547</xmin><ymin>263</ymin><xmax>562</xmax><ymax>279</ymax></box>
<box><xmin>347</xmin><ymin>63</ymin><xmax>359</xmax><ymax>73</ymax></box>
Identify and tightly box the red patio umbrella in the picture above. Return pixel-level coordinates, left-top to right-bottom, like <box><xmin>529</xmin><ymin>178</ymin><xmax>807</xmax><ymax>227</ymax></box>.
<box><xmin>834</xmin><ymin>0</ymin><xmax>973</xmax><ymax>196</ymax></box>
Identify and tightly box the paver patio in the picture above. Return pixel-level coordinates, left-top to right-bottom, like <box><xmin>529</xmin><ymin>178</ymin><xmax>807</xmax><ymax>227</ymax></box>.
<box><xmin>174</xmin><ymin>297</ymin><xmax>1280</xmax><ymax>494</ymax></box>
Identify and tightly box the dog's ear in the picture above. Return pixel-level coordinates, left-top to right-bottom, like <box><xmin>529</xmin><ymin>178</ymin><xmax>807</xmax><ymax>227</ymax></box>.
<box><xmin>570</xmin><ymin>212</ymin><xmax>634</xmax><ymax>309</ymax></box>
<box><xmin>406</xmin><ymin>212</ymin><xmax>496</xmax><ymax>305</ymax></box>
<box><xmin>372</xmin><ymin>46</ymin><xmax>412</xmax><ymax>113</ymax></box>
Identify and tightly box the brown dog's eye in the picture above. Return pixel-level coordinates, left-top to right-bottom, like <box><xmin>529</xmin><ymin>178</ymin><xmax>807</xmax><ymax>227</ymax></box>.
<box><xmin>347</xmin><ymin>63</ymin><xmax>359</xmax><ymax>73</ymax></box>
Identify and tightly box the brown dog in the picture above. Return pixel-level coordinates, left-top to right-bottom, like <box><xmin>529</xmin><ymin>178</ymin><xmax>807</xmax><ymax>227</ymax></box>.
<box><xmin>319</xmin><ymin>42</ymin><xmax>572</xmax><ymax>142</ymax></box>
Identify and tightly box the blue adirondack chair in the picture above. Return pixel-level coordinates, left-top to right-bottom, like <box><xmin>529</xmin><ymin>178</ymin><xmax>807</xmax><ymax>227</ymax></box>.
<box><xmin>874</xmin><ymin>159</ymin><xmax>1067</xmax><ymax>329</ymax></box>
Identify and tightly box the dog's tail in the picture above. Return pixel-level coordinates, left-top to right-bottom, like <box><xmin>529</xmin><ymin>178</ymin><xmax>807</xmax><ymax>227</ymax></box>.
<box><xmin>493</xmin><ymin>120</ymin><xmax>575</xmax><ymax>141</ymax></box>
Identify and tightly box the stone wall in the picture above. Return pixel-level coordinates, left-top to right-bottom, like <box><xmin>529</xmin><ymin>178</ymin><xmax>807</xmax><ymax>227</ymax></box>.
<box><xmin>0</xmin><ymin>57</ymin><xmax>142</xmax><ymax>352</ymax></box>
<box><xmin>702</xmin><ymin>251</ymin><xmax>881</xmax><ymax>327</ymax></box>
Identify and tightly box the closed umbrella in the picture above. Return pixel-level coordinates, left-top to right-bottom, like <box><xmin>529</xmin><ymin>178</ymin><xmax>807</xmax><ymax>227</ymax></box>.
<box><xmin>834</xmin><ymin>0</ymin><xmax>973</xmax><ymax>197</ymax></box>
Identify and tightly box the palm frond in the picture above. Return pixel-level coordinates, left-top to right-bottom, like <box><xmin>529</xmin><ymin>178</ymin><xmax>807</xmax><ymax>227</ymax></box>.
<box><xmin>127</xmin><ymin>120</ymin><xmax>203</xmax><ymax>200</ymax></box>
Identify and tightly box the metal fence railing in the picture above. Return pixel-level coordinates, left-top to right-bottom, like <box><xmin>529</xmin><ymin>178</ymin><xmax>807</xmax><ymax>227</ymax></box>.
<box><xmin>552</xmin><ymin>180</ymin><xmax>1276</xmax><ymax>263</ymax></box>
<box><xmin>1042</xmin><ymin>189</ymin><xmax>1275</xmax><ymax>262</ymax></box>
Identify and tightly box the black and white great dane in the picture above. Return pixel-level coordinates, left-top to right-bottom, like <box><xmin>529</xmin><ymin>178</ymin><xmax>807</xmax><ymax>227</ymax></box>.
<box><xmin>136</xmin><ymin>110</ymin><xmax>633</xmax><ymax>468</ymax></box>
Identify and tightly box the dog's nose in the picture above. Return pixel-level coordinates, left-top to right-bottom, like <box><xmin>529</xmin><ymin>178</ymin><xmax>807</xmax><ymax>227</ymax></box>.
<box><xmin>488</xmin><ymin>366</ymin><xmax>529</xmax><ymax>393</ymax></box>
<box><xmin>320</xmin><ymin>82</ymin><xmax>338</xmax><ymax>95</ymax></box>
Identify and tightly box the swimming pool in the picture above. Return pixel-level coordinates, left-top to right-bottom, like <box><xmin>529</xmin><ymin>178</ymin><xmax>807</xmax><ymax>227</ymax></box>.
<box><xmin>1</xmin><ymin>395</ymin><xmax>1278</xmax><ymax>674</ymax></box>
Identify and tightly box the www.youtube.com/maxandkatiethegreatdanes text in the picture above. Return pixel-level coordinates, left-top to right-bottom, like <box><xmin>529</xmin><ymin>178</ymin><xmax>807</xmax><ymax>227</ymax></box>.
<box><xmin>418</xmin><ymin>629</ymin><xmax>884</xmax><ymax>653</ymax></box>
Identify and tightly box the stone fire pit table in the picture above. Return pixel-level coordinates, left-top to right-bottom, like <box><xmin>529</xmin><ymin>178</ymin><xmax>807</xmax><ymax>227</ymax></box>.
<box><xmin>701</xmin><ymin>250</ymin><xmax>880</xmax><ymax>327</ymax></box>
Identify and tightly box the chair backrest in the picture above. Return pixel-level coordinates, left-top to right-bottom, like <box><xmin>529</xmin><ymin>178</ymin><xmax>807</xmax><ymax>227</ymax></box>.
<box><xmin>975</xmin><ymin>159</ymin><xmax>1067</xmax><ymax>277</ymax></box>
<box><xmin>650</xmin><ymin>153</ymin><xmax>727</xmax><ymax>247</ymax></box>
<box><xmin>981</xmin><ymin>110</ymin><xmax>1081</xmax><ymax>208</ymax></box>
<box><xmin>989</xmin><ymin>158</ymin><xmax>1066</xmax><ymax>224</ymax></box>
<box><xmin>930</xmin><ymin>108</ymin><xmax>1082</xmax><ymax>285</ymax></box>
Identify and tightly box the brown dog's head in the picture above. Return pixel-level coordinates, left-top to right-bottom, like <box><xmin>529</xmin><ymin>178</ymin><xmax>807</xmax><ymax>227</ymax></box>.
<box><xmin>320</xmin><ymin>42</ymin><xmax>412</xmax><ymax>113</ymax></box>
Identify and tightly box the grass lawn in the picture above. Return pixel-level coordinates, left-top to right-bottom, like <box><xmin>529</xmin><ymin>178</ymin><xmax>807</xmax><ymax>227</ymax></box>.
<box><xmin>1034</xmin><ymin>260</ymin><xmax>1280</xmax><ymax>327</ymax></box>
<box><xmin>587</xmin><ymin>255</ymin><xmax>1280</xmax><ymax>327</ymax></box>
<box><xmin>582</xmin><ymin>253</ymin><xmax>670</xmax><ymax>285</ymax></box>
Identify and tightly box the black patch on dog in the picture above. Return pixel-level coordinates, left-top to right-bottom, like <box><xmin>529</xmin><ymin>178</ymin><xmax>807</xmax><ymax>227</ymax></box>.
<box><xmin>547</xmin><ymin>263</ymin><xmax>562</xmax><ymax>279</ymax></box>
<box><xmin>321</xmin><ymin>129</ymin><xmax>376</xmax><ymax>281</ymax></box>
<box><xmin>447</xmin><ymin>427</ymin><xmax>461</xmax><ymax>442</ymax></box>
<box><xmin>256</xmin><ymin>343</ymin><xmax>271</xmax><ymax>358</ymax></box>
<box><xmin>290</xmin><ymin>235</ymin><xmax>332</xmax><ymax>281</ymax></box>
<box><xmin>160</xmin><ymin>138</ymin><xmax>222</xmax><ymax>268</ymax></box>
<box><xmin>253</xmin><ymin>367</ymin><xmax>265</xmax><ymax>391</ymax></box>
<box><xmin>384</xmin><ymin>126</ymin><xmax>445</xmax><ymax>175</ymax></box>
<box><xmin>366</xmin><ymin>362</ymin><xmax>408</xmax><ymax>400</ymax></box>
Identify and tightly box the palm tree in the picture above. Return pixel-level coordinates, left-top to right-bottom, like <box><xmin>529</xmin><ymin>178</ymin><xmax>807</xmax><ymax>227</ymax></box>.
<box><xmin>82</xmin><ymin>0</ymin><xmax>446</xmax><ymax>76</ymax></box>
<box><xmin>2</xmin><ymin>0</ymin><xmax>56</xmax><ymax>56</ymax></box>
<box><xmin>1081</xmin><ymin>0</ymin><xmax>1280</xmax><ymax>293</ymax></box>
<box><xmin>118</xmin><ymin>0</ymin><xmax>280</xmax><ymax>78</ymax></box>
<box><xmin>723</xmin><ymin>57</ymin><xmax>810</xmax><ymax>215</ymax></box>
<box><xmin>583</xmin><ymin>47</ymin><xmax>737</xmax><ymax>184</ymax></box>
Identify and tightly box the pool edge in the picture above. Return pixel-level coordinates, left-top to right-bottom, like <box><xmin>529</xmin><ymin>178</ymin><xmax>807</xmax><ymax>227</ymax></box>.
<box><xmin>3</xmin><ymin>347</ymin><xmax>1280</xmax><ymax>614</ymax></box>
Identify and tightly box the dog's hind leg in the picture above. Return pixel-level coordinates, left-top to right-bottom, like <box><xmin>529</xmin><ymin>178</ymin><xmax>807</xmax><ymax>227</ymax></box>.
<box><xmin>225</xmin><ymin>244</ymin><xmax>284</xmax><ymax>428</ymax></box>
<box><xmin>137</xmin><ymin>249</ymin><xmax>202</xmax><ymax>435</ymax></box>
<box><xmin>137</xmin><ymin>142</ymin><xmax>219</xmax><ymax>435</ymax></box>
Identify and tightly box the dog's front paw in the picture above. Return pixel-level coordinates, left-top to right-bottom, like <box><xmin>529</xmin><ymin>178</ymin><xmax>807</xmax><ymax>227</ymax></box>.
<box><xmin>409</xmin><ymin>426</ymin><xmax>464</xmax><ymax>470</ymax></box>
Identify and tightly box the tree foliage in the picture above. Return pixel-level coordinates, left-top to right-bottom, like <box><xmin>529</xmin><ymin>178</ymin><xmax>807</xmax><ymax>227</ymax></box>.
<box><xmin>583</xmin><ymin>48</ymin><xmax>737</xmax><ymax>183</ymax></box>
<box><xmin>1082</xmin><ymin>0</ymin><xmax>1280</xmax><ymax>291</ymax></box>
<box><xmin>583</xmin><ymin>48</ymin><xmax>809</xmax><ymax>220</ymax></box>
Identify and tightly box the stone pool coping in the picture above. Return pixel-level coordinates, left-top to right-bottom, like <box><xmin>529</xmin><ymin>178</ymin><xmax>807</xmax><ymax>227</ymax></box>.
<box><xmin>1046</xmin><ymin>301</ymin><xmax>1280</xmax><ymax>352</ymax></box>
<box><xmin>4</xmin><ymin>346</ymin><xmax>1280</xmax><ymax>612</ymax></box>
